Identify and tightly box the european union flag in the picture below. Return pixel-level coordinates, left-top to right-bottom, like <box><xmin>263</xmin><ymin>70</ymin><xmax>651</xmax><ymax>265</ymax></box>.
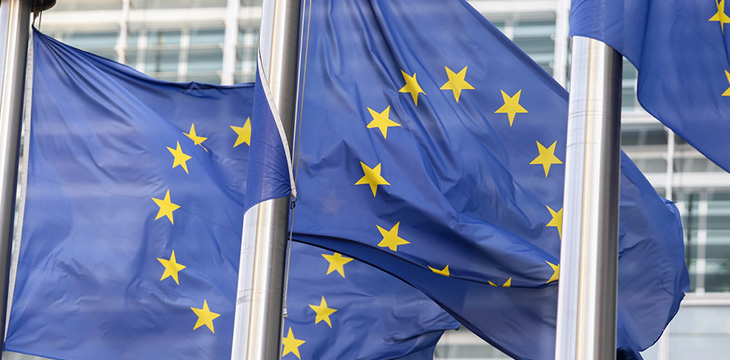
<box><xmin>290</xmin><ymin>0</ymin><xmax>689</xmax><ymax>358</ymax></box>
<box><xmin>282</xmin><ymin>241</ymin><xmax>459</xmax><ymax>360</ymax></box>
<box><xmin>6</xmin><ymin>30</ymin><xmax>457</xmax><ymax>360</ymax></box>
<box><xmin>571</xmin><ymin>0</ymin><xmax>730</xmax><ymax>172</ymax></box>
<box><xmin>7</xmin><ymin>30</ymin><xmax>255</xmax><ymax>359</ymax></box>
<box><xmin>247</xmin><ymin>66</ymin><xmax>295</xmax><ymax>210</ymax></box>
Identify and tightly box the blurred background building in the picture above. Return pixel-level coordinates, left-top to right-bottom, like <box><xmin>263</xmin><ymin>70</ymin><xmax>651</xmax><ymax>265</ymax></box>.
<box><xmin>7</xmin><ymin>0</ymin><xmax>730</xmax><ymax>359</ymax></box>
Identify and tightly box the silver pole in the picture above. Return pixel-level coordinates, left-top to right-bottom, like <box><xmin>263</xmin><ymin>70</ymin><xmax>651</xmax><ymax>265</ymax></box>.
<box><xmin>232</xmin><ymin>199</ymin><xmax>290</xmax><ymax>360</ymax></box>
<box><xmin>231</xmin><ymin>0</ymin><xmax>299</xmax><ymax>358</ymax></box>
<box><xmin>0</xmin><ymin>0</ymin><xmax>33</xmax><ymax>350</ymax></box>
<box><xmin>555</xmin><ymin>36</ymin><xmax>623</xmax><ymax>360</ymax></box>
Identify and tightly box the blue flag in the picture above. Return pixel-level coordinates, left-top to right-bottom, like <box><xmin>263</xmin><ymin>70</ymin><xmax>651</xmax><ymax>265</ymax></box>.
<box><xmin>247</xmin><ymin>67</ymin><xmax>295</xmax><ymax>210</ymax></box>
<box><xmin>5</xmin><ymin>30</ymin><xmax>457</xmax><ymax>360</ymax></box>
<box><xmin>291</xmin><ymin>0</ymin><xmax>689</xmax><ymax>358</ymax></box>
<box><xmin>571</xmin><ymin>0</ymin><xmax>730</xmax><ymax>172</ymax></box>
<box><xmin>283</xmin><ymin>241</ymin><xmax>458</xmax><ymax>360</ymax></box>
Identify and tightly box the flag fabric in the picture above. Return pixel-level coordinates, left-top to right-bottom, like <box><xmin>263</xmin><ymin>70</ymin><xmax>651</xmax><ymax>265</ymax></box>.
<box><xmin>246</xmin><ymin>61</ymin><xmax>296</xmax><ymax>210</ymax></box>
<box><xmin>7</xmin><ymin>30</ymin><xmax>257</xmax><ymax>359</ymax></box>
<box><xmin>5</xmin><ymin>30</ymin><xmax>457</xmax><ymax>360</ymax></box>
<box><xmin>283</xmin><ymin>241</ymin><xmax>459</xmax><ymax>360</ymax></box>
<box><xmin>290</xmin><ymin>0</ymin><xmax>689</xmax><ymax>358</ymax></box>
<box><xmin>571</xmin><ymin>0</ymin><xmax>730</xmax><ymax>172</ymax></box>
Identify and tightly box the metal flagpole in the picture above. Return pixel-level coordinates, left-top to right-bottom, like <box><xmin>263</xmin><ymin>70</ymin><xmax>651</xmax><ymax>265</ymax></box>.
<box><xmin>0</xmin><ymin>0</ymin><xmax>54</xmax><ymax>352</ymax></box>
<box><xmin>555</xmin><ymin>36</ymin><xmax>623</xmax><ymax>359</ymax></box>
<box><xmin>230</xmin><ymin>0</ymin><xmax>299</xmax><ymax>359</ymax></box>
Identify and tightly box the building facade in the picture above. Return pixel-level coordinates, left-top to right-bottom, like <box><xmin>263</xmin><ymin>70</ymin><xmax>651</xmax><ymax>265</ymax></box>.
<box><xmin>6</xmin><ymin>0</ymin><xmax>729</xmax><ymax>359</ymax></box>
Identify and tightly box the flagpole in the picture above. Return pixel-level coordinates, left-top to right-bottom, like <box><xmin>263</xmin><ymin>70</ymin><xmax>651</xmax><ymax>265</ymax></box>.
<box><xmin>0</xmin><ymin>0</ymin><xmax>53</xmax><ymax>352</ymax></box>
<box><xmin>555</xmin><ymin>36</ymin><xmax>623</xmax><ymax>359</ymax></box>
<box><xmin>230</xmin><ymin>0</ymin><xmax>299</xmax><ymax>358</ymax></box>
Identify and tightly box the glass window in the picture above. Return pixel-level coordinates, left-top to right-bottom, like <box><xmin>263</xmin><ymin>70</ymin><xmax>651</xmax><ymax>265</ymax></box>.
<box><xmin>667</xmin><ymin>306</ymin><xmax>730</xmax><ymax>359</ymax></box>
<box><xmin>125</xmin><ymin>49</ymin><xmax>139</xmax><ymax>67</ymax></box>
<box><xmin>644</xmin><ymin>129</ymin><xmax>667</xmax><ymax>145</ymax></box>
<box><xmin>689</xmin><ymin>158</ymin><xmax>712</xmax><ymax>172</ymax></box>
<box><xmin>709</xmin><ymin>160</ymin><xmax>726</xmax><ymax>172</ymax></box>
<box><xmin>675</xmin><ymin>133</ymin><xmax>688</xmax><ymax>145</ymax></box>
<box><xmin>126</xmin><ymin>32</ymin><xmax>139</xmax><ymax>47</ymax></box>
<box><xmin>705</xmin><ymin>193</ymin><xmax>730</xmax><ymax>292</ymax></box>
<box><xmin>144</xmin><ymin>48</ymin><xmax>179</xmax><ymax>73</ymax></box>
<box><xmin>677</xmin><ymin>190</ymin><xmax>730</xmax><ymax>293</ymax></box>
<box><xmin>435</xmin><ymin>344</ymin><xmax>511</xmax><ymax>359</ymax></box>
<box><xmin>188</xmin><ymin>49</ymin><xmax>223</xmax><ymax>72</ymax></box>
<box><xmin>187</xmin><ymin>72</ymin><xmax>221</xmax><ymax>84</ymax></box>
<box><xmin>63</xmin><ymin>32</ymin><xmax>117</xmax><ymax>49</ymax></box>
<box><xmin>621</xmin><ymin>124</ymin><xmax>667</xmax><ymax>152</ymax></box>
<box><xmin>146</xmin><ymin>30</ymin><xmax>181</xmax><ymax>46</ymax></box>
<box><xmin>512</xmin><ymin>20</ymin><xmax>555</xmax><ymax>37</ymax></box>
<box><xmin>622</xmin><ymin>86</ymin><xmax>638</xmax><ymax>112</ymax></box>
<box><xmin>641</xmin><ymin>158</ymin><xmax>667</xmax><ymax>173</ymax></box>
<box><xmin>514</xmin><ymin>37</ymin><xmax>554</xmax><ymax>54</ymax></box>
<box><xmin>491</xmin><ymin>21</ymin><xmax>506</xmax><ymax>33</ymax></box>
<box><xmin>672</xmin><ymin>155</ymin><xmax>724</xmax><ymax>173</ymax></box>
<box><xmin>62</xmin><ymin>32</ymin><xmax>118</xmax><ymax>60</ymax></box>
<box><xmin>512</xmin><ymin>20</ymin><xmax>555</xmax><ymax>73</ymax></box>
<box><xmin>190</xmin><ymin>28</ymin><xmax>225</xmax><ymax>45</ymax></box>
<box><xmin>237</xmin><ymin>27</ymin><xmax>259</xmax><ymax>83</ymax></box>
<box><xmin>151</xmin><ymin>73</ymin><xmax>181</xmax><ymax>82</ymax></box>
<box><xmin>621</xmin><ymin>129</ymin><xmax>640</xmax><ymax>146</ymax></box>
<box><xmin>185</xmin><ymin>28</ymin><xmax>225</xmax><ymax>83</ymax></box>
<box><xmin>681</xmin><ymin>193</ymin><xmax>700</xmax><ymax>293</ymax></box>
<box><xmin>622</xmin><ymin>58</ymin><xmax>639</xmax><ymax>110</ymax></box>
<box><xmin>130</xmin><ymin>0</ymin><xmax>227</xmax><ymax>9</ymax></box>
<box><xmin>53</xmin><ymin>0</ymin><xmax>121</xmax><ymax>10</ymax></box>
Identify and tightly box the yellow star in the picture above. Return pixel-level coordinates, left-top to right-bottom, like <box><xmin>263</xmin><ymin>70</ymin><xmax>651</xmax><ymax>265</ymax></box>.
<box><xmin>190</xmin><ymin>300</ymin><xmax>221</xmax><ymax>333</ymax></box>
<box><xmin>488</xmin><ymin>277</ymin><xmax>512</xmax><ymax>287</ymax></box>
<box><xmin>428</xmin><ymin>265</ymin><xmax>450</xmax><ymax>276</ymax></box>
<box><xmin>530</xmin><ymin>141</ymin><xmax>563</xmax><ymax>177</ymax></box>
<box><xmin>399</xmin><ymin>70</ymin><xmax>426</xmax><ymax>105</ymax></box>
<box><xmin>308</xmin><ymin>296</ymin><xmax>337</xmax><ymax>327</ymax></box>
<box><xmin>440</xmin><ymin>66</ymin><xmax>474</xmax><ymax>102</ymax></box>
<box><xmin>376</xmin><ymin>222</ymin><xmax>410</xmax><ymax>251</ymax></box>
<box><xmin>709</xmin><ymin>0</ymin><xmax>730</xmax><ymax>33</ymax></box>
<box><xmin>282</xmin><ymin>327</ymin><xmax>306</xmax><ymax>359</ymax></box>
<box><xmin>546</xmin><ymin>206</ymin><xmax>563</xmax><ymax>238</ymax></box>
<box><xmin>366</xmin><ymin>106</ymin><xmax>401</xmax><ymax>139</ymax></box>
<box><xmin>494</xmin><ymin>89</ymin><xmax>528</xmax><ymax>126</ymax></box>
<box><xmin>183</xmin><ymin>123</ymin><xmax>207</xmax><ymax>146</ymax></box>
<box><xmin>167</xmin><ymin>141</ymin><xmax>192</xmax><ymax>174</ymax></box>
<box><xmin>355</xmin><ymin>162</ymin><xmax>390</xmax><ymax>197</ymax></box>
<box><xmin>231</xmin><ymin>117</ymin><xmax>252</xmax><ymax>148</ymax></box>
<box><xmin>546</xmin><ymin>261</ymin><xmax>560</xmax><ymax>283</ymax></box>
<box><xmin>157</xmin><ymin>250</ymin><xmax>186</xmax><ymax>285</ymax></box>
<box><xmin>723</xmin><ymin>70</ymin><xmax>730</xmax><ymax>96</ymax></box>
<box><xmin>151</xmin><ymin>190</ymin><xmax>180</xmax><ymax>224</ymax></box>
<box><xmin>321</xmin><ymin>252</ymin><xmax>353</xmax><ymax>278</ymax></box>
